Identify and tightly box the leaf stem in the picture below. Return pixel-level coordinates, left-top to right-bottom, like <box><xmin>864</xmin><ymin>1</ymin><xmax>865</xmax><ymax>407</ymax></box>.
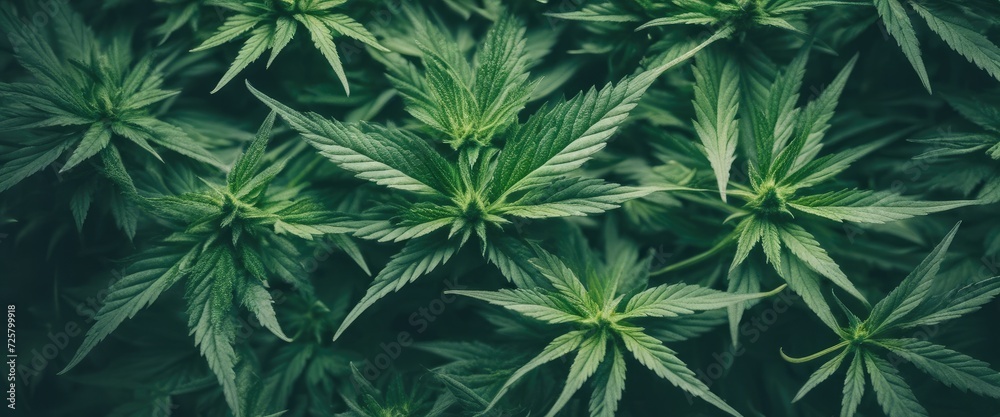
<box><xmin>779</xmin><ymin>341</ymin><xmax>849</xmax><ymax>364</ymax></box>
<box><xmin>650</xmin><ymin>233</ymin><xmax>737</xmax><ymax>276</ymax></box>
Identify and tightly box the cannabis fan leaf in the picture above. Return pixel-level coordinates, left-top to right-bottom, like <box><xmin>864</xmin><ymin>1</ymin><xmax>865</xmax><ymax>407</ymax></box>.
<box><xmin>247</xmin><ymin>15</ymin><xmax>729</xmax><ymax>340</ymax></box>
<box><xmin>59</xmin><ymin>113</ymin><xmax>365</xmax><ymax>417</ymax></box>
<box><xmin>449</xmin><ymin>228</ymin><xmax>786</xmax><ymax>417</ymax></box>
<box><xmin>0</xmin><ymin>3</ymin><xmax>222</xmax><ymax>195</ymax></box>
<box><xmin>874</xmin><ymin>0</ymin><xmax>1000</xmax><ymax>92</ymax></box>
<box><xmin>910</xmin><ymin>90</ymin><xmax>1000</xmax><ymax>203</ymax></box>
<box><xmin>192</xmin><ymin>0</ymin><xmax>388</xmax><ymax>94</ymax></box>
<box><xmin>783</xmin><ymin>223</ymin><xmax>1000</xmax><ymax>417</ymax></box>
<box><xmin>655</xmin><ymin>45</ymin><xmax>976</xmax><ymax>341</ymax></box>
<box><xmin>635</xmin><ymin>0</ymin><xmax>864</xmax><ymax>35</ymax></box>
<box><xmin>5</xmin><ymin>1</ymin><xmax>1000</xmax><ymax>416</ymax></box>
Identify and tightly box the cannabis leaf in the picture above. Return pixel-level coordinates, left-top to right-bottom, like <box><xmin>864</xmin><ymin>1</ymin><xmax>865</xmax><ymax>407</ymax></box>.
<box><xmin>911</xmin><ymin>91</ymin><xmax>1000</xmax><ymax>203</ymax></box>
<box><xmin>149</xmin><ymin>0</ymin><xmax>206</xmax><ymax>43</ymax></box>
<box><xmin>192</xmin><ymin>0</ymin><xmax>388</xmax><ymax>94</ymax></box>
<box><xmin>782</xmin><ymin>223</ymin><xmax>1000</xmax><ymax>417</ymax></box>
<box><xmin>250</xmin><ymin>293</ymin><xmax>357</xmax><ymax>416</ymax></box>
<box><xmin>654</xmin><ymin>46</ymin><xmax>976</xmax><ymax>341</ymax></box>
<box><xmin>635</xmin><ymin>0</ymin><xmax>866</xmax><ymax>35</ymax></box>
<box><xmin>59</xmin><ymin>113</ymin><xmax>366</xmax><ymax>417</ymax></box>
<box><xmin>0</xmin><ymin>2</ymin><xmax>222</xmax><ymax>196</ymax></box>
<box><xmin>691</xmin><ymin>47</ymin><xmax>740</xmax><ymax>201</ymax></box>
<box><xmin>449</xmin><ymin>228</ymin><xmax>786</xmax><ymax>417</ymax></box>
<box><xmin>248</xmin><ymin>12</ymin><xmax>729</xmax><ymax>340</ymax></box>
<box><xmin>873</xmin><ymin>0</ymin><xmax>1000</xmax><ymax>92</ymax></box>
<box><xmin>340</xmin><ymin>364</ymin><xmax>449</xmax><ymax>417</ymax></box>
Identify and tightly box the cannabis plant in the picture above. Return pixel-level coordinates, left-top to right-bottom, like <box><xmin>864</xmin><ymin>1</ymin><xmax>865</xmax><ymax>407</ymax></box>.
<box><xmin>549</xmin><ymin>0</ymin><xmax>848</xmax><ymax>60</ymax></box>
<box><xmin>634</xmin><ymin>0</ymin><xmax>854</xmax><ymax>35</ymax></box>
<box><xmin>340</xmin><ymin>365</ymin><xmax>449</xmax><ymax>417</ymax></box>
<box><xmin>0</xmin><ymin>2</ymin><xmax>221</xmax><ymax>227</ymax></box>
<box><xmin>655</xmin><ymin>45</ymin><xmax>975</xmax><ymax>339</ymax></box>
<box><xmin>873</xmin><ymin>0</ymin><xmax>1000</xmax><ymax>91</ymax></box>
<box><xmin>450</xmin><ymin>227</ymin><xmax>785</xmax><ymax>417</ymax></box>
<box><xmin>193</xmin><ymin>0</ymin><xmax>387</xmax><ymax>93</ymax></box>
<box><xmin>248</xmin><ymin>15</ymin><xmax>728</xmax><ymax>339</ymax></box>
<box><xmin>783</xmin><ymin>223</ymin><xmax>1000</xmax><ymax>417</ymax></box>
<box><xmin>911</xmin><ymin>91</ymin><xmax>1000</xmax><ymax>203</ymax></box>
<box><xmin>60</xmin><ymin>113</ymin><xmax>364</xmax><ymax>417</ymax></box>
<box><xmin>5</xmin><ymin>1</ymin><xmax>1000</xmax><ymax>416</ymax></box>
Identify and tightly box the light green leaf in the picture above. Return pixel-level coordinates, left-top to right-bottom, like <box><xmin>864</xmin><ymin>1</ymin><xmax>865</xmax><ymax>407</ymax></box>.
<box><xmin>781</xmin><ymin>137</ymin><xmax>894</xmax><ymax>190</ymax></box>
<box><xmin>447</xmin><ymin>289</ymin><xmax>584</xmax><ymax>324</ymax></box>
<box><xmin>529</xmin><ymin>249</ymin><xmax>590</xmax><ymax>305</ymax></box>
<box><xmin>588</xmin><ymin>342</ymin><xmax>627</xmax><ymax>417</ymax></box>
<box><xmin>191</xmin><ymin>13</ymin><xmax>262</xmax><ymax>52</ymax></box>
<box><xmin>883</xmin><ymin>338</ymin><xmax>1000</xmax><ymax>398</ymax></box>
<box><xmin>185</xmin><ymin>248</ymin><xmax>243</xmax><ymax>417</ymax></box>
<box><xmin>0</xmin><ymin>136</ymin><xmax>73</xmax><ymax>192</ymax></box>
<box><xmin>61</xmin><ymin>123</ymin><xmax>111</xmax><ymax>172</ymax></box>
<box><xmin>792</xmin><ymin>348</ymin><xmax>848</xmax><ymax>402</ymax></box>
<box><xmin>755</xmin><ymin>47</ymin><xmax>807</xmax><ymax>169</ymax></box>
<box><xmin>248</xmin><ymin>83</ymin><xmax>459</xmax><ymax>196</ymax></box>
<box><xmin>320</xmin><ymin>13</ymin><xmax>387</xmax><ymax>52</ymax></box>
<box><xmin>621</xmin><ymin>282</ymin><xmax>785</xmax><ymax>319</ymax></box>
<box><xmin>353</xmin><ymin>215</ymin><xmax>455</xmax><ymax>243</ymax></box>
<box><xmin>266</xmin><ymin>17</ymin><xmax>297</xmax><ymax>67</ymax></box>
<box><xmin>731</xmin><ymin>217</ymin><xmax>766</xmax><ymax>271</ymax></box>
<box><xmin>911</xmin><ymin>1</ymin><xmax>1000</xmax><ymax>83</ymax></box>
<box><xmin>498</xmin><ymin>178</ymin><xmax>657</xmax><ymax>219</ymax></box>
<box><xmin>770</xmin><ymin>55</ymin><xmax>857</xmax><ymax>179</ymax></box>
<box><xmin>333</xmin><ymin>237</ymin><xmax>459</xmax><ymax>340</ymax></box>
<box><xmin>60</xmin><ymin>245</ymin><xmax>198</xmax><ymax>374</ymax></box>
<box><xmin>777</xmin><ymin>222</ymin><xmax>866</xmax><ymax>304</ymax></box>
<box><xmin>874</xmin><ymin>0</ymin><xmax>931</xmax><ymax>92</ymax></box>
<box><xmin>211</xmin><ymin>25</ymin><xmax>272</xmax><ymax>94</ymax></box>
<box><xmin>841</xmin><ymin>350</ymin><xmax>866</xmax><ymax>417</ymax></box>
<box><xmin>790</xmin><ymin>189</ymin><xmax>975</xmax><ymax>224</ymax></box>
<box><xmin>547</xmin><ymin>3</ymin><xmax>640</xmax><ymax>22</ymax></box>
<box><xmin>900</xmin><ymin>276</ymin><xmax>1000</xmax><ymax>328</ymax></box>
<box><xmin>778</xmin><ymin>250</ymin><xmax>840</xmax><ymax>331</ymax></box>
<box><xmin>486</xmin><ymin>25</ymin><xmax>737</xmax><ymax>200</ymax></box>
<box><xmin>482</xmin><ymin>330</ymin><xmax>588</xmax><ymax>415</ymax></box>
<box><xmin>545</xmin><ymin>331</ymin><xmax>608</xmax><ymax>417</ymax></box>
<box><xmin>296</xmin><ymin>13</ymin><xmax>350</xmax><ymax>95</ymax></box>
<box><xmin>726</xmin><ymin>258</ymin><xmax>763</xmax><ymax>345</ymax></box>
<box><xmin>327</xmin><ymin>233</ymin><xmax>371</xmax><ymax>275</ymax></box>
<box><xmin>484</xmin><ymin>235</ymin><xmax>547</xmax><ymax>288</ymax></box>
<box><xmin>867</xmin><ymin>223</ymin><xmax>960</xmax><ymax>334</ymax></box>
<box><xmin>691</xmin><ymin>47</ymin><xmax>740</xmax><ymax>201</ymax></box>
<box><xmin>228</xmin><ymin>111</ymin><xmax>277</xmax><ymax>193</ymax></box>
<box><xmin>761</xmin><ymin>219</ymin><xmax>782</xmax><ymax>271</ymax></box>
<box><xmin>134</xmin><ymin>117</ymin><xmax>226</xmax><ymax>169</ymax></box>
<box><xmin>865</xmin><ymin>352</ymin><xmax>929</xmax><ymax>417</ymax></box>
<box><xmin>473</xmin><ymin>14</ymin><xmax>534</xmax><ymax>139</ymax></box>
<box><xmin>238</xmin><ymin>280</ymin><xmax>292</xmax><ymax>342</ymax></box>
<box><xmin>618</xmin><ymin>327</ymin><xmax>742</xmax><ymax>417</ymax></box>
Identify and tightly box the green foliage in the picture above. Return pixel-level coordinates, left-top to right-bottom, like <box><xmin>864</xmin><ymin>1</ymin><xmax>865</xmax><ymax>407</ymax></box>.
<box><xmin>450</xmin><ymin>229</ymin><xmax>786</xmax><ymax>417</ymax></box>
<box><xmin>246</xmin><ymin>14</ymin><xmax>728</xmax><ymax>340</ymax></box>
<box><xmin>782</xmin><ymin>223</ymin><xmax>1000</xmax><ymax>417</ymax></box>
<box><xmin>910</xmin><ymin>90</ymin><xmax>1000</xmax><ymax>203</ymax></box>
<box><xmin>59</xmin><ymin>112</ymin><xmax>365</xmax><ymax>417</ymax></box>
<box><xmin>3</xmin><ymin>1</ymin><xmax>1000</xmax><ymax>417</ymax></box>
<box><xmin>193</xmin><ymin>0</ymin><xmax>388</xmax><ymax>94</ymax></box>
<box><xmin>634</xmin><ymin>0</ymin><xmax>865</xmax><ymax>35</ymax></box>
<box><xmin>875</xmin><ymin>0</ymin><xmax>1000</xmax><ymax>92</ymax></box>
<box><xmin>647</xmin><ymin>45</ymin><xmax>976</xmax><ymax>341</ymax></box>
<box><xmin>0</xmin><ymin>2</ymin><xmax>221</xmax><ymax>235</ymax></box>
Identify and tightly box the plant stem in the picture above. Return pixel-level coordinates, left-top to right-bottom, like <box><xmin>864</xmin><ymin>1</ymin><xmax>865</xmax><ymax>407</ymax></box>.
<box><xmin>779</xmin><ymin>341</ymin><xmax>849</xmax><ymax>364</ymax></box>
<box><xmin>650</xmin><ymin>233</ymin><xmax>737</xmax><ymax>276</ymax></box>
